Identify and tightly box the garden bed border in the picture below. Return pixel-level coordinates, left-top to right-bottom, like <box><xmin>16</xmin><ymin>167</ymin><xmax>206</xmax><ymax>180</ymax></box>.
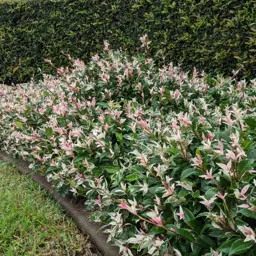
<box><xmin>0</xmin><ymin>150</ymin><xmax>120</xmax><ymax>256</ymax></box>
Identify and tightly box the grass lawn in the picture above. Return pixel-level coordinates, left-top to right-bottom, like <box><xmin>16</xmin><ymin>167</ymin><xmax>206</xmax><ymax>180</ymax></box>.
<box><xmin>0</xmin><ymin>161</ymin><xmax>99</xmax><ymax>256</ymax></box>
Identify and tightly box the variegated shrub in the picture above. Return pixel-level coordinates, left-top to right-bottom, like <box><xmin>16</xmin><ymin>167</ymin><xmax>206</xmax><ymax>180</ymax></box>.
<box><xmin>0</xmin><ymin>38</ymin><xmax>256</xmax><ymax>255</ymax></box>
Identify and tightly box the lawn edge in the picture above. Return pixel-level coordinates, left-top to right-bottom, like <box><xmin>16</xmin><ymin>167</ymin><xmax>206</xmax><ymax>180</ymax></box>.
<box><xmin>0</xmin><ymin>150</ymin><xmax>120</xmax><ymax>256</ymax></box>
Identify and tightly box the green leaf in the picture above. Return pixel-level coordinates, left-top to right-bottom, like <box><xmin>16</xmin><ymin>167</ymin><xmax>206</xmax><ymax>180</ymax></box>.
<box><xmin>208</xmin><ymin>230</ymin><xmax>225</xmax><ymax>239</ymax></box>
<box><xmin>215</xmin><ymin>130</ymin><xmax>230</xmax><ymax>142</ymax></box>
<box><xmin>175</xmin><ymin>228</ymin><xmax>195</xmax><ymax>242</ymax></box>
<box><xmin>247</xmin><ymin>246</ymin><xmax>256</xmax><ymax>256</ymax></box>
<box><xmin>91</xmin><ymin>168</ymin><xmax>103</xmax><ymax>177</ymax></box>
<box><xmin>104</xmin><ymin>166</ymin><xmax>119</xmax><ymax>174</ymax></box>
<box><xmin>239</xmin><ymin>209</ymin><xmax>256</xmax><ymax>219</ymax></box>
<box><xmin>187</xmin><ymin>219</ymin><xmax>202</xmax><ymax>234</ymax></box>
<box><xmin>131</xmin><ymin>164</ymin><xmax>146</xmax><ymax>172</ymax></box>
<box><xmin>205</xmin><ymin>188</ymin><xmax>218</xmax><ymax>199</ymax></box>
<box><xmin>192</xmin><ymin>190</ymin><xmax>200</xmax><ymax>198</ymax></box>
<box><xmin>197</xmin><ymin>235</ymin><xmax>216</xmax><ymax>249</ymax></box>
<box><xmin>149</xmin><ymin>226</ymin><xmax>166</xmax><ymax>235</ymax></box>
<box><xmin>244</xmin><ymin>117</ymin><xmax>256</xmax><ymax>129</ymax></box>
<box><xmin>219</xmin><ymin>175</ymin><xmax>231</xmax><ymax>187</ymax></box>
<box><xmin>115</xmin><ymin>132</ymin><xmax>124</xmax><ymax>146</ymax></box>
<box><xmin>191</xmin><ymin>244</ymin><xmax>202</xmax><ymax>256</ymax></box>
<box><xmin>229</xmin><ymin>239</ymin><xmax>253</xmax><ymax>255</ymax></box>
<box><xmin>14</xmin><ymin>120</ymin><xmax>23</xmax><ymax>129</ymax></box>
<box><xmin>167</xmin><ymin>147</ymin><xmax>178</xmax><ymax>154</ymax></box>
<box><xmin>74</xmin><ymin>147</ymin><xmax>88</xmax><ymax>154</ymax></box>
<box><xmin>24</xmin><ymin>106</ymin><xmax>31</xmax><ymax>115</ymax></box>
<box><xmin>46</xmin><ymin>166</ymin><xmax>58</xmax><ymax>174</ymax></box>
<box><xmin>97</xmin><ymin>102</ymin><xmax>108</xmax><ymax>109</ymax></box>
<box><xmin>111</xmin><ymin>188</ymin><xmax>126</xmax><ymax>196</ymax></box>
<box><xmin>126</xmin><ymin>173</ymin><xmax>139</xmax><ymax>182</ymax></box>
<box><xmin>248</xmin><ymin>149</ymin><xmax>256</xmax><ymax>160</ymax></box>
<box><xmin>44</xmin><ymin>91</ymin><xmax>49</xmax><ymax>97</ymax></box>
<box><xmin>99</xmin><ymin>151</ymin><xmax>109</xmax><ymax>161</ymax></box>
<box><xmin>218</xmin><ymin>238</ymin><xmax>237</xmax><ymax>253</ymax></box>
<box><xmin>183</xmin><ymin>207</ymin><xmax>195</xmax><ymax>222</ymax></box>
<box><xmin>196</xmin><ymin>148</ymin><xmax>201</xmax><ymax>155</ymax></box>
<box><xmin>45</xmin><ymin>127</ymin><xmax>53</xmax><ymax>137</ymax></box>
<box><xmin>181</xmin><ymin>168</ymin><xmax>200</xmax><ymax>180</ymax></box>
<box><xmin>238</xmin><ymin>160</ymin><xmax>253</xmax><ymax>176</ymax></box>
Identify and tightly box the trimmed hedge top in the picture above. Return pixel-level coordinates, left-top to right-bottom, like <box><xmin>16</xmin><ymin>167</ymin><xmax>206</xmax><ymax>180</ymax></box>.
<box><xmin>0</xmin><ymin>0</ymin><xmax>256</xmax><ymax>84</ymax></box>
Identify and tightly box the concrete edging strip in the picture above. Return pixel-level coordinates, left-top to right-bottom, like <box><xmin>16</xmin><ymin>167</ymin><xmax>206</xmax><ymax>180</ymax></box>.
<box><xmin>0</xmin><ymin>151</ymin><xmax>120</xmax><ymax>256</ymax></box>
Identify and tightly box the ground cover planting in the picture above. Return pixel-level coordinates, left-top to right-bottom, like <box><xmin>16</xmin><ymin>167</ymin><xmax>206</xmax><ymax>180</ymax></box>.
<box><xmin>0</xmin><ymin>161</ymin><xmax>99</xmax><ymax>255</ymax></box>
<box><xmin>0</xmin><ymin>40</ymin><xmax>256</xmax><ymax>255</ymax></box>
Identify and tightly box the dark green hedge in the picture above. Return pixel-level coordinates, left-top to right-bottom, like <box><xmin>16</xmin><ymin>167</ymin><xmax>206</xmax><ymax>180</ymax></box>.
<box><xmin>1</xmin><ymin>0</ymin><xmax>255</xmax><ymax>84</ymax></box>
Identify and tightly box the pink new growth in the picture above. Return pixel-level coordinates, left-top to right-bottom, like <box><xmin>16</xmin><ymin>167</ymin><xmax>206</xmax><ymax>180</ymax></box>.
<box><xmin>235</xmin><ymin>185</ymin><xmax>250</xmax><ymax>201</ymax></box>
<box><xmin>217</xmin><ymin>160</ymin><xmax>232</xmax><ymax>176</ymax></box>
<box><xmin>91</xmin><ymin>97</ymin><xmax>96</xmax><ymax>107</ymax></box>
<box><xmin>99</xmin><ymin>73</ymin><xmax>110</xmax><ymax>83</ymax></box>
<box><xmin>214</xmin><ymin>140</ymin><xmax>224</xmax><ymax>155</ymax></box>
<box><xmin>70</xmin><ymin>128</ymin><xmax>82</xmax><ymax>137</ymax></box>
<box><xmin>150</xmin><ymin>216</ymin><xmax>163</xmax><ymax>226</ymax></box>
<box><xmin>199</xmin><ymin>116</ymin><xmax>205</xmax><ymax>124</ymax></box>
<box><xmin>200</xmin><ymin>196</ymin><xmax>216</xmax><ymax>209</ymax></box>
<box><xmin>140</xmin><ymin>34</ymin><xmax>149</xmax><ymax>48</ymax></box>
<box><xmin>96</xmin><ymin>194</ymin><xmax>102</xmax><ymax>207</ymax></box>
<box><xmin>140</xmin><ymin>35</ymin><xmax>147</xmax><ymax>43</ymax></box>
<box><xmin>223</xmin><ymin>111</ymin><xmax>234</xmax><ymax>126</ymax></box>
<box><xmin>225</xmin><ymin>150</ymin><xmax>236</xmax><ymax>161</ymax></box>
<box><xmin>103</xmin><ymin>41</ymin><xmax>110</xmax><ymax>52</ymax></box>
<box><xmin>0</xmin><ymin>88</ymin><xmax>5</xmax><ymax>96</ymax></box>
<box><xmin>202</xmin><ymin>132</ymin><xmax>207</xmax><ymax>142</ymax></box>
<box><xmin>138</xmin><ymin>154</ymin><xmax>148</xmax><ymax>167</ymax></box>
<box><xmin>167</xmin><ymin>186</ymin><xmax>176</xmax><ymax>195</ymax></box>
<box><xmin>61</xmin><ymin>141</ymin><xmax>73</xmax><ymax>152</ymax></box>
<box><xmin>238</xmin><ymin>226</ymin><xmax>256</xmax><ymax>242</ymax></box>
<box><xmin>119</xmin><ymin>201</ymin><xmax>129</xmax><ymax>210</ymax></box>
<box><xmin>174</xmin><ymin>89</ymin><xmax>181</xmax><ymax>100</ymax></box>
<box><xmin>137</xmin><ymin>120</ymin><xmax>152</xmax><ymax>134</ymax></box>
<box><xmin>179</xmin><ymin>113</ymin><xmax>192</xmax><ymax>127</ymax></box>
<box><xmin>217</xmin><ymin>192</ymin><xmax>227</xmax><ymax>201</ymax></box>
<box><xmin>171</xmin><ymin>121</ymin><xmax>179</xmax><ymax>131</ymax></box>
<box><xmin>38</xmin><ymin>107</ymin><xmax>46</xmax><ymax>114</ymax></box>
<box><xmin>70</xmin><ymin>188</ymin><xmax>77</xmax><ymax>195</ymax></box>
<box><xmin>130</xmin><ymin>123</ymin><xmax>136</xmax><ymax>133</ymax></box>
<box><xmin>241</xmin><ymin>185</ymin><xmax>250</xmax><ymax>198</ymax></box>
<box><xmin>192</xmin><ymin>154</ymin><xmax>203</xmax><ymax>169</ymax></box>
<box><xmin>238</xmin><ymin>204</ymin><xmax>250</xmax><ymax>208</ymax></box>
<box><xmin>200</xmin><ymin>168</ymin><xmax>214</xmax><ymax>180</ymax></box>
<box><xmin>207</xmin><ymin>132</ymin><xmax>215</xmax><ymax>141</ymax></box>
<box><xmin>177</xmin><ymin>206</ymin><xmax>185</xmax><ymax>220</ymax></box>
